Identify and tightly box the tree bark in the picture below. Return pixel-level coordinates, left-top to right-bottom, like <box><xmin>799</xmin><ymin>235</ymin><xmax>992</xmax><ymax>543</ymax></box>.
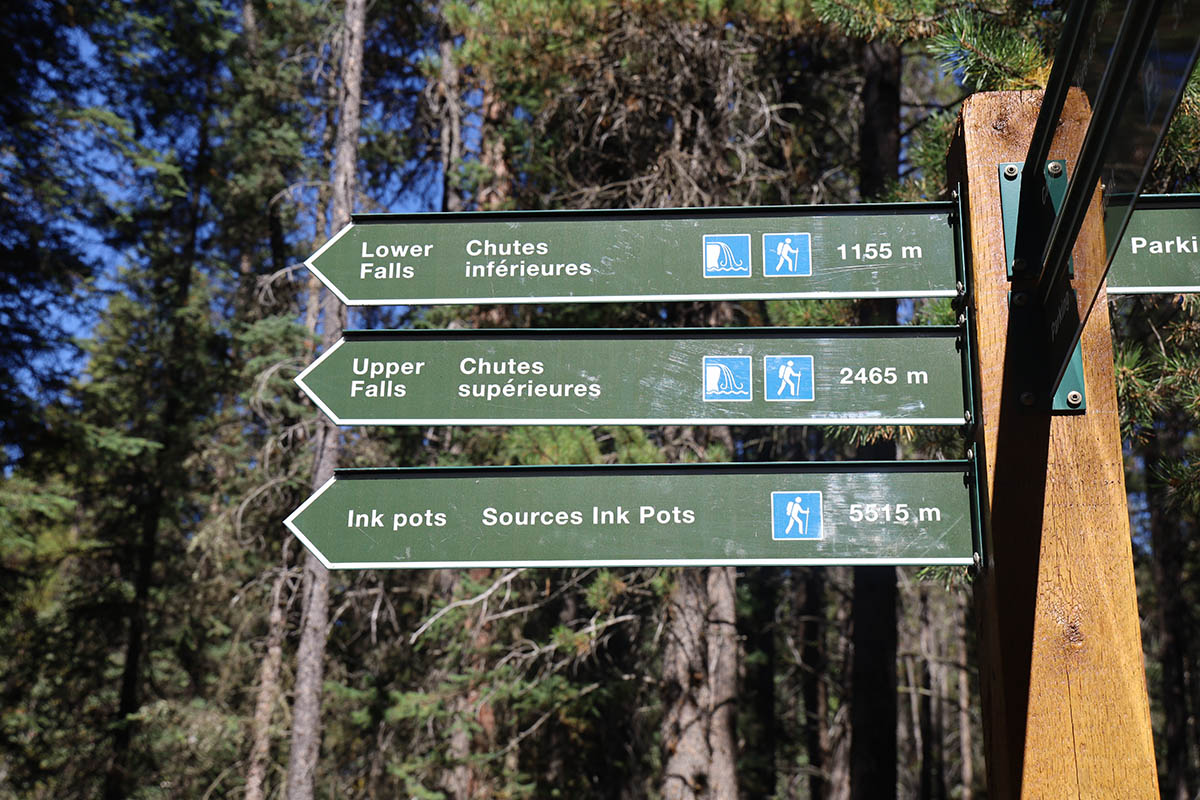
<box><xmin>849</xmin><ymin>564</ymin><xmax>898</xmax><ymax>800</ymax></box>
<box><xmin>958</xmin><ymin>592</ymin><xmax>974</xmax><ymax>800</ymax></box>
<box><xmin>436</xmin><ymin>33</ymin><xmax>463</xmax><ymax>213</ymax></box>
<box><xmin>245</xmin><ymin>570</ymin><xmax>288</xmax><ymax>800</ymax></box>
<box><xmin>1147</xmin><ymin>427</ymin><xmax>1197</xmax><ymax>800</ymax></box>
<box><xmin>801</xmin><ymin>567</ymin><xmax>830</xmax><ymax>799</ymax></box>
<box><xmin>742</xmin><ymin>568</ymin><xmax>777</xmax><ymax>796</ymax></box>
<box><xmin>477</xmin><ymin>86</ymin><xmax>510</xmax><ymax>211</ymax></box>
<box><xmin>918</xmin><ymin>587</ymin><xmax>946</xmax><ymax>800</ymax></box>
<box><xmin>284</xmin><ymin>0</ymin><xmax>364</xmax><ymax>796</ymax></box>
<box><xmin>858</xmin><ymin>39</ymin><xmax>900</xmax><ymax>201</ymax></box>
<box><xmin>848</xmin><ymin>36</ymin><xmax>902</xmax><ymax>799</ymax></box>
<box><xmin>436</xmin><ymin>569</ymin><xmax>498</xmax><ymax>800</ymax></box>
<box><xmin>661</xmin><ymin>567</ymin><xmax>739</xmax><ymax>800</ymax></box>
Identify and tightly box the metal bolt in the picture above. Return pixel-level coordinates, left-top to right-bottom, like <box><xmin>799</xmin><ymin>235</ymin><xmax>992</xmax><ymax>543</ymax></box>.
<box><xmin>966</xmin><ymin>448</ymin><xmax>974</xmax><ymax>461</ymax></box>
<box><xmin>1066</xmin><ymin>390</ymin><xmax>1083</xmax><ymax>408</ymax></box>
<box><xmin>950</xmin><ymin>189</ymin><xmax>959</xmax><ymax>201</ymax></box>
<box><xmin>1012</xmin><ymin>291</ymin><xmax>1028</xmax><ymax>307</ymax></box>
<box><xmin>1019</xmin><ymin>391</ymin><xmax>1036</xmax><ymax>407</ymax></box>
<box><xmin>964</xmin><ymin>410</ymin><xmax>973</xmax><ymax>424</ymax></box>
<box><xmin>1047</xmin><ymin>161</ymin><xmax>1063</xmax><ymax>178</ymax></box>
<box><xmin>1012</xmin><ymin>257</ymin><xmax>1027</xmax><ymax>273</ymax></box>
<box><xmin>1003</xmin><ymin>163</ymin><xmax>1020</xmax><ymax>179</ymax></box>
<box><xmin>956</xmin><ymin>280</ymin><xmax>965</xmax><ymax>295</ymax></box>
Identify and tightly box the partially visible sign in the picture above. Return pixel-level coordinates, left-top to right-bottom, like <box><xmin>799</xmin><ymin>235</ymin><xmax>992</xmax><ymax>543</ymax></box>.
<box><xmin>305</xmin><ymin>204</ymin><xmax>958</xmax><ymax>305</ymax></box>
<box><xmin>296</xmin><ymin>327</ymin><xmax>968</xmax><ymax>427</ymax></box>
<box><xmin>284</xmin><ymin>462</ymin><xmax>977</xmax><ymax>569</ymax></box>
<box><xmin>1107</xmin><ymin>196</ymin><xmax>1200</xmax><ymax>294</ymax></box>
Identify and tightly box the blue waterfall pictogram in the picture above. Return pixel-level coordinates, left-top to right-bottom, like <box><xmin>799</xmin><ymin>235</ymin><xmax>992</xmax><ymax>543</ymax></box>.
<box><xmin>703</xmin><ymin>234</ymin><xmax>752</xmax><ymax>277</ymax></box>
<box><xmin>702</xmin><ymin>355</ymin><xmax>753</xmax><ymax>401</ymax></box>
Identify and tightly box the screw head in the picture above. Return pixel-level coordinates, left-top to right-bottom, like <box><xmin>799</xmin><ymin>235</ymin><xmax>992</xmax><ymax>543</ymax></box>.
<box><xmin>1020</xmin><ymin>391</ymin><xmax>1036</xmax><ymax>407</ymax></box>
<box><xmin>1066</xmin><ymin>390</ymin><xmax>1083</xmax><ymax>408</ymax></box>
<box><xmin>1012</xmin><ymin>257</ymin><xmax>1027</xmax><ymax>273</ymax></box>
<box><xmin>1012</xmin><ymin>292</ymin><xmax>1029</xmax><ymax>307</ymax></box>
<box><xmin>1003</xmin><ymin>164</ymin><xmax>1020</xmax><ymax>179</ymax></box>
<box><xmin>1047</xmin><ymin>161</ymin><xmax>1064</xmax><ymax>177</ymax></box>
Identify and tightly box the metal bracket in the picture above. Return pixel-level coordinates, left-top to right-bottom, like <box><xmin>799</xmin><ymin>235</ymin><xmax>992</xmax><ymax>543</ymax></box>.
<box><xmin>999</xmin><ymin>160</ymin><xmax>1070</xmax><ymax>279</ymax></box>
<box><xmin>999</xmin><ymin>161</ymin><xmax>1086</xmax><ymax>413</ymax></box>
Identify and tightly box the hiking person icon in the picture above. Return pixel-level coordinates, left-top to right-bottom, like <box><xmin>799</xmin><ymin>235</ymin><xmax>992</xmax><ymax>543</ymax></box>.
<box><xmin>772</xmin><ymin>490</ymin><xmax>823</xmax><ymax>540</ymax></box>
<box><xmin>763</xmin><ymin>355</ymin><xmax>814</xmax><ymax>402</ymax></box>
<box><xmin>762</xmin><ymin>233</ymin><xmax>812</xmax><ymax>277</ymax></box>
<box><xmin>774</xmin><ymin>237</ymin><xmax>798</xmax><ymax>272</ymax></box>
<box><xmin>784</xmin><ymin>496</ymin><xmax>809</xmax><ymax>536</ymax></box>
<box><xmin>777</xmin><ymin>359</ymin><xmax>801</xmax><ymax>396</ymax></box>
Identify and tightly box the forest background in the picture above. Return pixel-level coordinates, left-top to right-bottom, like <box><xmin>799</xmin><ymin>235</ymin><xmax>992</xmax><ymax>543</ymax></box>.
<box><xmin>2</xmin><ymin>0</ymin><xmax>1199</xmax><ymax>798</ymax></box>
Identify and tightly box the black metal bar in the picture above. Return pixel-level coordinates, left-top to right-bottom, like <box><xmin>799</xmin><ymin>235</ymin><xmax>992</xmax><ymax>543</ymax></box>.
<box><xmin>1012</xmin><ymin>0</ymin><xmax>1098</xmax><ymax>278</ymax></box>
<box><xmin>1036</xmin><ymin>0</ymin><xmax>1167</xmax><ymax>299</ymax></box>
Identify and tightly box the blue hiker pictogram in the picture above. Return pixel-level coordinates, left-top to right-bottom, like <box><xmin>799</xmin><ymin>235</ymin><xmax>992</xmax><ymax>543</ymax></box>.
<box><xmin>702</xmin><ymin>355</ymin><xmax>752</xmax><ymax>402</ymax></box>
<box><xmin>764</xmin><ymin>355</ymin><xmax>815</xmax><ymax>402</ymax></box>
<box><xmin>703</xmin><ymin>234</ymin><xmax>752</xmax><ymax>278</ymax></box>
<box><xmin>771</xmin><ymin>491</ymin><xmax>823</xmax><ymax>540</ymax></box>
<box><xmin>762</xmin><ymin>232</ymin><xmax>812</xmax><ymax>276</ymax></box>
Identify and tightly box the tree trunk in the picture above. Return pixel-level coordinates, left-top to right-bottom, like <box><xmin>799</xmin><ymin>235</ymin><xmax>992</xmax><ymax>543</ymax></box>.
<box><xmin>801</xmin><ymin>567</ymin><xmax>830</xmax><ymax>799</ymax></box>
<box><xmin>284</xmin><ymin>0</ymin><xmax>364</xmax><ymax>796</ymax></box>
<box><xmin>245</xmin><ymin>570</ymin><xmax>289</xmax><ymax>800</ymax></box>
<box><xmin>849</xmin><ymin>36</ymin><xmax>901</xmax><ymax>799</ymax></box>
<box><xmin>436</xmin><ymin>569</ymin><xmax>498</xmax><ymax>800</ymax></box>
<box><xmin>958</xmin><ymin>591</ymin><xmax>974</xmax><ymax>800</ymax></box>
<box><xmin>742</xmin><ymin>567</ymin><xmax>777</xmax><ymax>796</ymax></box>
<box><xmin>436</xmin><ymin>33</ymin><xmax>463</xmax><ymax>213</ymax></box>
<box><xmin>661</xmin><ymin>567</ymin><xmax>739</xmax><ymax>800</ymax></box>
<box><xmin>858</xmin><ymin>39</ymin><xmax>900</xmax><ymax>201</ymax></box>
<box><xmin>1148</xmin><ymin>427</ymin><xmax>1197</xmax><ymax>800</ymax></box>
<box><xmin>849</xmin><ymin>564</ymin><xmax>898</xmax><ymax>800</ymax></box>
<box><xmin>918</xmin><ymin>587</ymin><xmax>947</xmax><ymax>800</ymax></box>
<box><xmin>102</xmin><ymin>91</ymin><xmax>211</xmax><ymax>800</ymax></box>
<box><xmin>477</xmin><ymin>86</ymin><xmax>510</xmax><ymax>211</ymax></box>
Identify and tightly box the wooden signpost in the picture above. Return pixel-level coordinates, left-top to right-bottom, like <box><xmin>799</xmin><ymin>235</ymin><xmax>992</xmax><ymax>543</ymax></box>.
<box><xmin>951</xmin><ymin>89</ymin><xmax>1158</xmax><ymax>798</ymax></box>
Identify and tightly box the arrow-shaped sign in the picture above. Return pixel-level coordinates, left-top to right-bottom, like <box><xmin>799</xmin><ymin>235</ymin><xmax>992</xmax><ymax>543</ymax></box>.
<box><xmin>304</xmin><ymin>203</ymin><xmax>958</xmax><ymax>306</ymax></box>
<box><xmin>1107</xmin><ymin>194</ymin><xmax>1200</xmax><ymax>294</ymax></box>
<box><xmin>296</xmin><ymin>327</ymin><xmax>969</xmax><ymax>427</ymax></box>
<box><xmin>285</xmin><ymin>461</ymin><xmax>977</xmax><ymax>569</ymax></box>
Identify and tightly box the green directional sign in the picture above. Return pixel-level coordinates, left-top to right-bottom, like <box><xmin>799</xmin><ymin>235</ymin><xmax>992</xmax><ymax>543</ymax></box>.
<box><xmin>305</xmin><ymin>203</ymin><xmax>958</xmax><ymax>305</ymax></box>
<box><xmin>296</xmin><ymin>327</ymin><xmax>967</xmax><ymax>427</ymax></box>
<box><xmin>284</xmin><ymin>462</ymin><xmax>977</xmax><ymax>568</ymax></box>
<box><xmin>1107</xmin><ymin>195</ymin><xmax>1200</xmax><ymax>294</ymax></box>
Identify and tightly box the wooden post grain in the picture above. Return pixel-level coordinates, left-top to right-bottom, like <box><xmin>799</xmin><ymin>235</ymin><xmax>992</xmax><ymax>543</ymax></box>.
<box><xmin>948</xmin><ymin>90</ymin><xmax>1158</xmax><ymax>797</ymax></box>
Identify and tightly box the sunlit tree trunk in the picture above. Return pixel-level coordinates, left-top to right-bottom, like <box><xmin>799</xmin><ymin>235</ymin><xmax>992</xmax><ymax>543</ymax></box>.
<box><xmin>958</xmin><ymin>592</ymin><xmax>974</xmax><ymax>800</ymax></box>
<box><xmin>245</xmin><ymin>570</ymin><xmax>289</xmax><ymax>800</ymax></box>
<box><xmin>284</xmin><ymin>0</ymin><xmax>364</xmax><ymax>795</ymax></box>
<box><xmin>661</xmin><ymin>567</ymin><xmax>739</xmax><ymax>800</ymax></box>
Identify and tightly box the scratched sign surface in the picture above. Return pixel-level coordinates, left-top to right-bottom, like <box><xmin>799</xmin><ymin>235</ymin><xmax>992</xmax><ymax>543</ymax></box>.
<box><xmin>306</xmin><ymin>204</ymin><xmax>958</xmax><ymax>305</ymax></box>
<box><xmin>286</xmin><ymin>462</ymin><xmax>976</xmax><ymax>568</ymax></box>
<box><xmin>297</xmin><ymin>328</ymin><xmax>967</xmax><ymax>426</ymax></box>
